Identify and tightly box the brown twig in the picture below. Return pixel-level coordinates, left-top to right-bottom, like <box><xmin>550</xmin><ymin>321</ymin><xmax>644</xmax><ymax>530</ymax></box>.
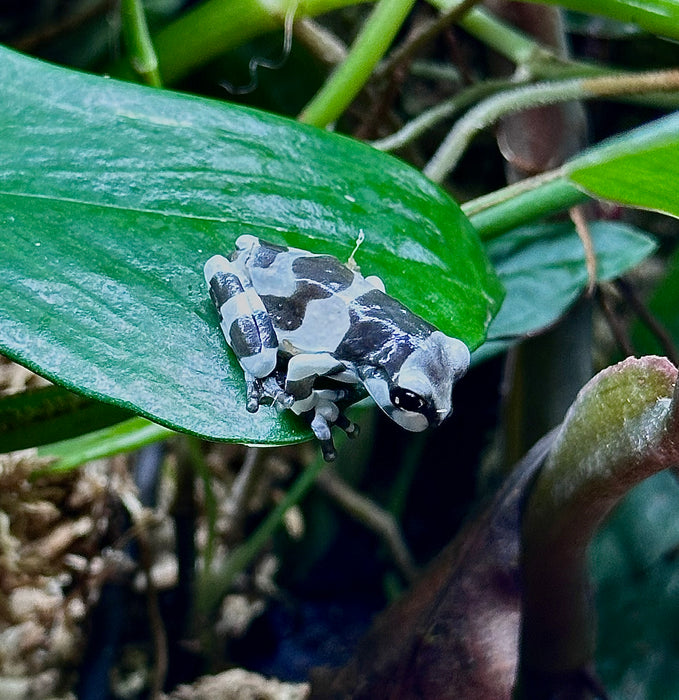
<box><xmin>356</xmin><ymin>0</ymin><xmax>481</xmax><ymax>140</ymax></box>
<box><xmin>354</xmin><ymin>60</ymin><xmax>409</xmax><ymax>140</ymax></box>
<box><xmin>596</xmin><ymin>284</ymin><xmax>635</xmax><ymax>357</ymax></box>
<box><xmin>224</xmin><ymin>448</ymin><xmax>262</xmax><ymax>519</ymax></box>
<box><xmin>615</xmin><ymin>278</ymin><xmax>679</xmax><ymax>366</ymax></box>
<box><xmin>570</xmin><ymin>206</ymin><xmax>597</xmax><ymax>294</ymax></box>
<box><xmin>293</xmin><ymin>18</ymin><xmax>347</xmax><ymax>68</ymax></box>
<box><xmin>11</xmin><ymin>0</ymin><xmax>116</xmax><ymax>52</ymax></box>
<box><xmin>315</xmin><ymin>467</ymin><xmax>418</xmax><ymax>583</ymax></box>
<box><xmin>223</xmin><ymin>447</ymin><xmax>266</xmax><ymax>542</ymax></box>
<box><xmin>376</xmin><ymin>0</ymin><xmax>483</xmax><ymax>79</ymax></box>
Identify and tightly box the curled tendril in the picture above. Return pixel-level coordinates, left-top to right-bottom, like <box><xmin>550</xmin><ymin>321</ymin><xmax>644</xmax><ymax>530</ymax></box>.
<box><xmin>221</xmin><ymin>3</ymin><xmax>297</xmax><ymax>96</ymax></box>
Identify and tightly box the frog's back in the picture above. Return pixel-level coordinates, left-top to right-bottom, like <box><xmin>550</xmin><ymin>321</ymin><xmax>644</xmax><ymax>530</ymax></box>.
<box><xmin>234</xmin><ymin>236</ymin><xmax>384</xmax><ymax>356</ymax></box>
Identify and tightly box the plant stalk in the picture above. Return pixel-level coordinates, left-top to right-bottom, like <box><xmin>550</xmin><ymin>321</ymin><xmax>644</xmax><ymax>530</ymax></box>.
<box><xmin>518</xmin><ymin>356</ymin><xmax>679</xmax><ymax>692</ymax></box>
<box><xmin>298</xmin><ymin>0</ymin><xmax>417</xmax><ymax>127</ymax></box>
<box><xmin>424</xmin><ymin>69</ymin><xmax>679</xmax><ymax>182</ymax></box>
<box><xmin>120</xmin><ymin>0</ymin><xmax>162</xmax><ymax>87</ymax></box>
<box><xmin>195</xmin><ymin>455</ymin><xmax>327</xmax><ymax>617</ymax></box>
<box><xmin>464</xmin><ymin>172</ymin><xmax>588</xmax><ymax>239</ymax></box>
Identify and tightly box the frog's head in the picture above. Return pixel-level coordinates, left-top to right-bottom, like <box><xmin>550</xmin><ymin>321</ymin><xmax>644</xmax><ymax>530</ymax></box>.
<box><xmin>362</xmin><ymin>331</ymin><xmax>470</xmax><ymax>432</ymax></box>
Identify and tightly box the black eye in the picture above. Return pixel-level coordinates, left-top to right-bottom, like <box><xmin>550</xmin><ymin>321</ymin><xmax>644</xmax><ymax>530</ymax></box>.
<box><xmin>390</xmin><ymin>387</ymin><xmax>427</xmax><ymax>413</ymax></box>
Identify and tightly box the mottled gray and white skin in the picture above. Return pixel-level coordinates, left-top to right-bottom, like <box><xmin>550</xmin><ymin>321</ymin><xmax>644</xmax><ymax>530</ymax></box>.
<box><xmin>204</xmin><ymin>234</ymin><xmax>470</xmax><ymax>460</ymax></box>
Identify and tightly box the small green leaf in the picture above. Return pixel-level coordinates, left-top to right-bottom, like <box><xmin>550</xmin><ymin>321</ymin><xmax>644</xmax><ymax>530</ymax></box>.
<box><xmin>568</xmin><ymin>111</ymin><xmax>679</xmax><ymax>219</ymax></box>
<box><xmin>37</xmin><ymin>417</ymin><xmax>173</xmax><ymax>473</ymax></box>
<box><xmin>522</xmin><ymin>0</ymin><xmax>679</xmax><ymax>40</ymax></box>
<box><xmin>0</xmin><ymin>385</ymin><xmax>132</xmax><ymax>453</ymax></box>
<box><xmin>474</xmin><ymin>221</ymin><xmax>657</xmax><ymax>362</ymax></box>
<box><xmin>0</xmin><ymin>46</ymin><xmax>502</xmax><ymax>445</ymax></box>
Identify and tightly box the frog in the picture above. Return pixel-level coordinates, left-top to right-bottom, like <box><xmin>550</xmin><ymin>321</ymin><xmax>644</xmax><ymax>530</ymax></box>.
<box><xmin>204</xmin><ymin>234</ymin><xmax>470</xmax><ymax>460</ymax></box>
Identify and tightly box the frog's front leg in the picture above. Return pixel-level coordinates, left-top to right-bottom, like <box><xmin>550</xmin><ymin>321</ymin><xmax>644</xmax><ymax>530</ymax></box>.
<box><xmin>285</xmin><ymin>353</ymin><xmax>360</xmax><ymax>460</ymax></box>
<box><xmin>204</xmin><ymin>255</ymin><xmax>293</xmax><ymax>412</ymax></box>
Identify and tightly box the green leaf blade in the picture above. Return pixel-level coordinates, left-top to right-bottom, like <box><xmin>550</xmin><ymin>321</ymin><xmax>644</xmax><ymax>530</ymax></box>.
<box><xmin>568</xmin><ymin>111</ymin><xmax>679</xmax><ymax>220</ymax></box>
<box><xmin>523</xmin><ymin>0</ymin><xmax>679</xmax><ymax>40</ymax></box>
<box><xmin>37</xmin><ymin>417</ymin><xmax>174</xmax><ymax>473</ymax></box>
<box><xmin>474</xmin><ymin>221</ymin><xmax>657</xmax><ymax>363</ymax></box>
<box><xmin>0</xmin><ymin>385</ymin><xmax>133</xmax><ymax>453</ymax></box>
<box><xmin>0</xmin><ymin>47</ymin><xmax>502</xmax><ymax>445</ymax></box>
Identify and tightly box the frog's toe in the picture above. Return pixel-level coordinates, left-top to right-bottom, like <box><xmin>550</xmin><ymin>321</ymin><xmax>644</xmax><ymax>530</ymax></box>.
<box><xmin>261</xmin><ymin>375</ymin><xmax>295</xmax><ymax>408</ymax></box>
<box><xmin>245</xmin><ymin>377</ymin><xmax>262</xmax><ymax>413</ymax></box>
<box><xmin>335</xmin><ymin>414</ymin><xmax>360</xmax><ymax>439</ymax></box>
<box><xmin>319</xmin><ymin>439</ymin><xmax>337</xmax><ymax>461</ymax></box>
<box><xmin>310</xmin><ymin>407</ymin><xmax>338</xmax><ymax>461</ymax></box>
<box><xmin>278</xmin><ymin>392</ymin><xmax>296</xmax><ymax>409</ymax></box>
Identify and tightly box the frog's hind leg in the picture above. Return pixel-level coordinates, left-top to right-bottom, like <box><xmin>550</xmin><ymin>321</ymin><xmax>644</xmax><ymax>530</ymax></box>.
<box><xmin>291</xmin><ymin>389</ymin><xmax>360</xmax><ymax>461</ymax></box>
<box><xmin>309</xmin><ymin>397</ymin><xmax>341</xmax><ymax>461</ymax></box>
<box><xmin>205</xmin><ymin>254</ymin><xmax>289</xmax><ymax>411</ymax></box>
<box><xmin>286</xmin><ymin>354</ymin><xmax>360</xmax><ymax>448</ymax></box>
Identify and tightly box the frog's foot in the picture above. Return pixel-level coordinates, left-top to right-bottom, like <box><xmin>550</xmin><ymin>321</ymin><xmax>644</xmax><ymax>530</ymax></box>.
<box><xmin>311</xmin><ymin>389</ymin><xmax>359</xmax><ymax>439</ymax></box>
<box><xmin>262</xmin><ymin>375</ymin><xmax>296</xmax><ymax>409</ymax></box>
<box><xmin>245</xmin><ymin>373</ymin><xmax>295</xmax><ymax>413</ymax></box>
<box><xmin>309</xmin><ymin>402</ymin><xmax>338</xmax><ymax>462</ymax></box>
<box><xmin>301</xmin><ymin>392</ymin><xmax>360</xmax><ymax>460</ymax></box>
<box><xmin>334</xmin><ymin>413</ymin><xmax>360</xmax><ymax>439</ymax></box>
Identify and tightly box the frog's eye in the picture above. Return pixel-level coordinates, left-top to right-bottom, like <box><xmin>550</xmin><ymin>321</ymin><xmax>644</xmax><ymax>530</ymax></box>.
<box><xmin>390</xmin><ymin>387</ymin><xmax>427</xmax><ymax>413</ymax></box>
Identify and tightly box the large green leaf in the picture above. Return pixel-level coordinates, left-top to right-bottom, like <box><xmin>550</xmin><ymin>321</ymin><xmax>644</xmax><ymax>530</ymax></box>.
<box><xmin>0</xmin><ymin>46</ymin><xmax>502</xmax><ymax>445</ymax></box>
<box><xmin>473</xmin><ymin>221</ymin><xmax>657</xmax><ymax>363</ymax></box>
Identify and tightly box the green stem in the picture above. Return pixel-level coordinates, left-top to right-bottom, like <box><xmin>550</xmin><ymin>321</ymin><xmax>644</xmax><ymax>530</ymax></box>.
<box><xmin>298</xmin><ymin>0</ymin><xmax>417</xmax><ymax>126</ymax></box>
<box><xmin>424</xmin><ymin>77</ymin><xmax>588</xmax><ymax>181</ymax></box>
<box><xmin>464</xmin><ymin>171</ymin><xmax>588</xmax><ymax>240</ymax></box>
<box><xmin>120</xmin><ymin>0</ymin><xmax>162</xmax><ymax>87</ymax></box>
<box><xmin>426</xmin><ymin>1</ymin><xmax>543</xmax><ymax>66</ymax></box>
<box><xmin>437</xmin><ymin>2</ymin><xmax>604</xmax><ymax>81</ymax></box>
<box><xmin>371</xmin><ymin>77</ymin><xmax>516</xmax><ymax>152</ymax></box>
<box><xmin>195</xmin><ymin>455</ymin><xmax>327</xmax><ymax>617</ymax></box>
<box><xmin>424</xmin><ymin>69</ymin><xmax>679</xmax><ymax>182</ymax></box>
<box><xmin>149</xmin><ymin>0</ymin><xmax>280</xmax><ymax>84</ymax></box>
<box><xmin>186</xmin><ymin>437</ymin><xmax>218</xmax><ymax>567</ymax></box>
<box><xmin>113</xmin><ymin>0</ymin><xmax>363</xmax><ymax>84</ymax></box>
<box><xmin>519</xmin><ymin>357</ymin><xmax>679</xmax><ymax>687</ymax></box>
